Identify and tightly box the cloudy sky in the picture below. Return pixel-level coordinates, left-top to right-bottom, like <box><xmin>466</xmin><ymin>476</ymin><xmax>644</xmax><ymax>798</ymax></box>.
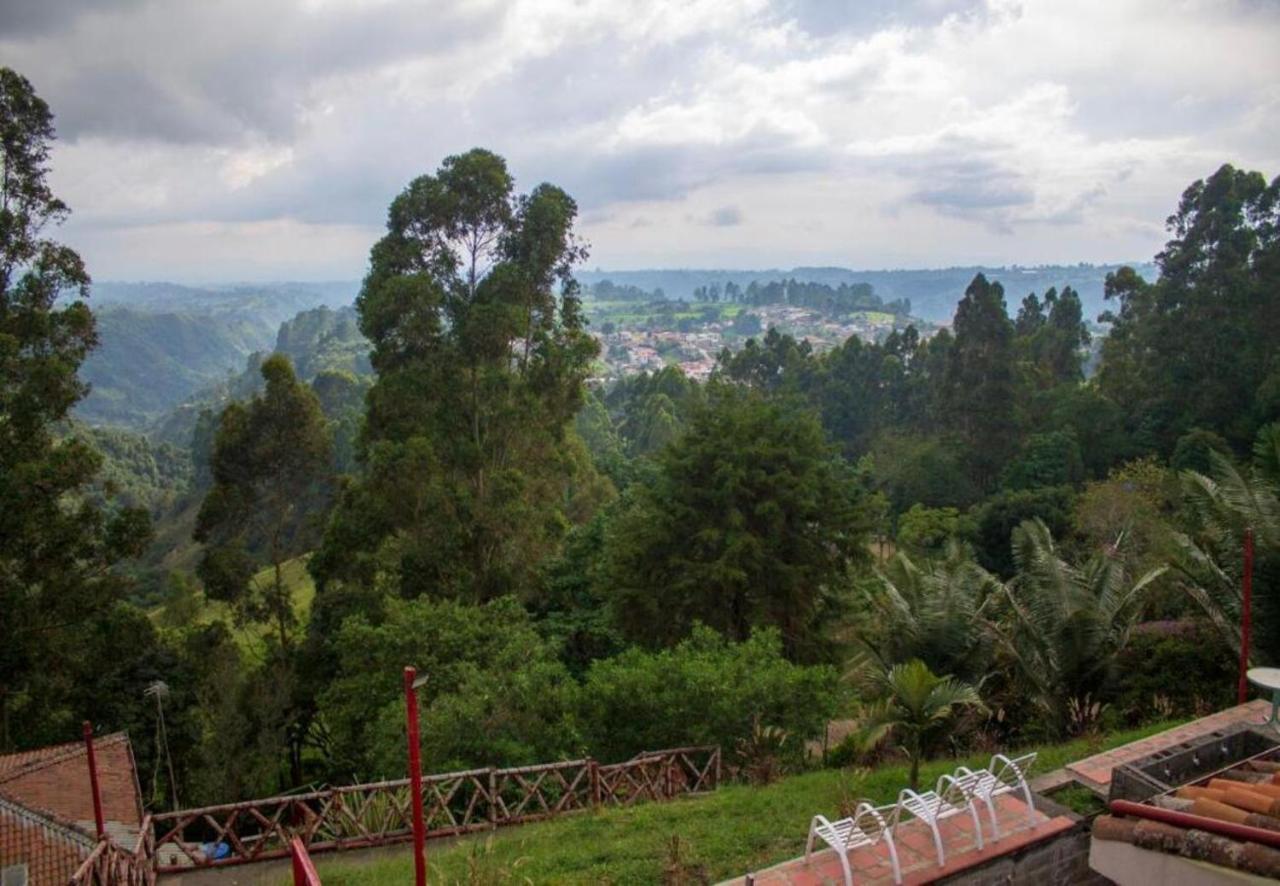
<box><xmin>4</xmin><ymin>0</ymin><xmax>1278</xmax><ymax>282</ymax></box>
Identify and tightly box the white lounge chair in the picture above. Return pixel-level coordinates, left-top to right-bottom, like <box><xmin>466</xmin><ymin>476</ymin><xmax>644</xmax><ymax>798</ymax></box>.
<box><xmin>952</xmin><ymin>752</ymin><xmax>1038</xmax><ymax>840</ymax></box>
<box><xmin>894</xmin><ymin>774</ymin><xmax>983</xmax><ymax>866</ymax></box>
<box><xmin>805</xmin><ymin>802</ymin><xmax>902</xmax><ymax>886</ymax></box>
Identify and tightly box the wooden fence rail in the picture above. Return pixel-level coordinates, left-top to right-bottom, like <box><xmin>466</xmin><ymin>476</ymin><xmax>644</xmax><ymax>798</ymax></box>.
<box><xmin>149</xmin><ymin>746</ymin><xmax>720</xmax><ymax>873</ymax></box>
<box><xmin>68</xmin><ymin>815</ymin><xmax>156</xmax><ymax>886</ymax></box>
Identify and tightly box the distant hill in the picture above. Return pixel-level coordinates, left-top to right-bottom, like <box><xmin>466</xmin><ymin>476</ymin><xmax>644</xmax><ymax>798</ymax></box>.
<box><xmin>577</xmin><ymin>264</ymin><xmax>1159</xmax><ymax>324</ymax></box>
<box><xmin>76</xmin><ymin>281</ymin><xmax>359</xmax><ymax>429</ymax></box>
<box><xmin>74</xmin><ymin>266</ymin><xmax>1158</xmax><ymax>429</ymax></box>
<box><xmin>148</xmin><ymin>304</ymin><xmax>370</xmax><ymax>448</ymax></box>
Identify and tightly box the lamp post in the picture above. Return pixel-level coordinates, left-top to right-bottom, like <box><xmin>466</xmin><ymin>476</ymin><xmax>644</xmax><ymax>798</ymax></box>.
<box><xmin>1238</xmin><ymin>528</ymin><xmax>1255</xmax><ymax>704</ymax></box>
<box><xmin>404</xmin><ymin>666</ymin><xmax>429</xmax><ymax>886</ymax></box>
<box><xmin>82</xmin><ymin>721</ymin><xmax>106</xmax><ymax>840</ymax></box>
<box><xmin>144</xmin><ymin>680</ymin><xmax>179</xmax><ymax>809</ymax></box>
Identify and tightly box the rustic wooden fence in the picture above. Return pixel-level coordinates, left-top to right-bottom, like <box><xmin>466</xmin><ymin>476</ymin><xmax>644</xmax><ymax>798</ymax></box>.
<box><xmin>68</xmin><ymin>815</ymin><xmax>156</xmax><ymax>885</ymax></box>
<box><xmin>149</xmin><ymin>746</ymin><xmax>719</xmax><ymax>873</ymax></box>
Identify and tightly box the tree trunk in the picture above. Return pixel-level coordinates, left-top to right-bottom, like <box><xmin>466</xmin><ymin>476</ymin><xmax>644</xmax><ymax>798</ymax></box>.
<box><xmin>272</xmin><ymin>534</ymin><xmax>289</xmax><ymax>651</ymax></box>
<box><xmin>908</xmin><ymin>734</ymin><xmax>921</xmax><ymax>791</ymax></box>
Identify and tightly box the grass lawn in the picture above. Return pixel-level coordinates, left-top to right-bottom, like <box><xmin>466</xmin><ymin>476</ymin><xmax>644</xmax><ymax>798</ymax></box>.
<box><xmin>308</xmin><ymin>720</ymin><xmax>1178</xmax><ymax>885</ymax></box>
<box><xmin>856</xmin><ymin>310</ymin><xmax>896</xmax><ymax>324</ymax></box>
<box><xmin>152</xmin><ymin>555</ymin><xmax>315</xmax><ymax>656</ymax></box>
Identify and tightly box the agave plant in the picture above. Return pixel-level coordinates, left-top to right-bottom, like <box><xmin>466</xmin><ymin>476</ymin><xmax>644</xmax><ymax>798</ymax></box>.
<box><xmin>988</xmin><ymin>518</ymin><xmax>1166</xmax><ymax>737</ymax></box>
<box><xmin>1170</xmin><ymin>425</ymin><xmax>1280</xmax><ymax>661</ymax></box>
<box><xmin>864</xmin><ymin>541</ymin><xmax>999</xmax><ymax>683</ymax></box>
<box><xmin>857</xmin><ymin>658</ymin><xmax>985</xmax><ymax>790</ymax></box>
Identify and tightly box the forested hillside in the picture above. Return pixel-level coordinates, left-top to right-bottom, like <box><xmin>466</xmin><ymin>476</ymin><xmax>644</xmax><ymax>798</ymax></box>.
<box><xmin>4</xmin><ymin>67</ymin><xmax>1278</xmax><ymax>828</ymax></box>
<box><xmin>76</xmin><ymin>282</ymin><xmax>358</xmax><ymax>429</ymax></box>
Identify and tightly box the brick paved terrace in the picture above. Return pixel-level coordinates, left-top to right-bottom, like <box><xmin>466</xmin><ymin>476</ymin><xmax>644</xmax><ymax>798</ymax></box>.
<box><xmin>720</xmin><ymin>794</ymin><xmax>1074</xmax><ymax>886</ymax></box>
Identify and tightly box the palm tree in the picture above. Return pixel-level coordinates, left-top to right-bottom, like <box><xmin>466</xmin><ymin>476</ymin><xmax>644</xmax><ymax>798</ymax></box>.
<box><xmin>1170</xmin><ymin>425</ymin><xmax>1280</xmax><ymax>662</ymax></box>
<box><xmin>865</xmin><ymin>541</ymin><xmax>999</xmax><ymax>683</ymax></box>
<box><xmin>858</xmin><ymin>659</ymin><xmax>985</xmax><ymax>790</ymax></box>
<box><xmin>989</xmin><ymin>519</ymin><xmax>1165</xmax><ymax>736</ymax></box>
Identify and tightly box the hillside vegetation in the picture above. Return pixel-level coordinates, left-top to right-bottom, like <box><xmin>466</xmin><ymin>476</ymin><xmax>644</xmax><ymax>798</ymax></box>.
<box><xmin>75</xmin><ymin>283</ymin><xmax>359</xmax><ymax>430</ymax></box>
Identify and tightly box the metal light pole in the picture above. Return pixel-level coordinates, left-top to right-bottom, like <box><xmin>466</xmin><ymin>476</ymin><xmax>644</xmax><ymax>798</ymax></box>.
<box><xmin>1238</xmin><ymin>528</ymin><xmax>1255</xmax><ymax>704</ymax></box>
<box><xmin>404</xmin><ymin>666</ymin><xmax>428</xmax><ymax>886</ymax></box>
<box><xmin>82</xmin><ymin>721</ymin><xmax>106</xmax><ymax>840</ymax></box>
<box><xmin>145</xmin><ymin>680</ymin><xmax>179</xmax><ymax>809</ymax></box>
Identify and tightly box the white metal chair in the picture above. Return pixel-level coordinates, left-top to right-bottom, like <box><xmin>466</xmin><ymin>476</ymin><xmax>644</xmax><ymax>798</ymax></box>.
<box><xmin>805</xmin><ymin>802</ymin><xmax>902</xmax><ymax>886</ymax></box>
<box><xmin>893</xmin><ymin>774</ymin><xmax>983</xmax><ymax>866</ymax></box>
<box><xmin>953</xmin><ymin>752</ymin><xmax>1038</xmax><ymax>840</ymax></box>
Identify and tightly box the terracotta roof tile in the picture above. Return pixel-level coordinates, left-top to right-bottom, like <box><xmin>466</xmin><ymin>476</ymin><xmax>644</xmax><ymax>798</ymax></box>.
<box><xmin>0</xmin><ymin>732</ymin><xmax>142</xmax><ymax>830</ymax></box>
<box><xmin>0</xmin><ymin>733</ymin><xmax>128</xmax><ymax>783</ymax></box>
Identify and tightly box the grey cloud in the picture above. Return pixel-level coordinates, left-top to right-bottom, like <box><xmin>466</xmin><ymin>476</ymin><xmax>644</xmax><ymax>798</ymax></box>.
<box><xmin>706</xmin><ymin>206</ymin><xmax>743</xmax><ymax>226</ymax></box>
<box><xmin>8</xmin><ymin>0</ymin><xmax>495</xmax><ymax>145</ymax></box>
<box><xmin>0</xmin><ymin>0</ymin><xmax>147</xmax><ymax>38</ymax></box>
<box><xmin>913</xmin><ymin>178</ymin><xmax>1033</xmax><ymax>212</ymax></box>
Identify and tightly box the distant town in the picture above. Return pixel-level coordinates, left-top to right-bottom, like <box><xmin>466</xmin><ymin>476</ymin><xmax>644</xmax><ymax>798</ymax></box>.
<box><xmin>583</xmin><ymin>278</ymin><xmax>926</xmax><ymax>382</ymax></box>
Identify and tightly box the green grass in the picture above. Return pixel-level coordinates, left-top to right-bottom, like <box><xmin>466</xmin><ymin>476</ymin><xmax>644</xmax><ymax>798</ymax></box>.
<box><xmin>1047</xmin><ymin>783</ymin><xmax>1107</xmax><ymax>818</ymax></box>
<box><xmin>308</xmin><ymin>720</ymin><xmax>1179</xmax><ymax>885</ymax></box>
<box><xmin>152</xmin><ymin>555</ymin><xmax>315</xmax><ymax>656</ymax></box>
<box><xmin>856</xmin><ymin>310</ymin><xmax>895</xmax><ymax>324</ymax></box>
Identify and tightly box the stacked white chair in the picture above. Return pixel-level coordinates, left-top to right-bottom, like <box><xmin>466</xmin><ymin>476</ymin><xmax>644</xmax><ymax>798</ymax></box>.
<box><xmin>805</xmin><ymin>802</ymin><xmax>902</xmax><ymax>886</ymax></box>
<box><xmin>894</xmin><ymin>773</ymin><xmax>984</xmax><ymax>866</ymax></box>
<box><xmin>951</xmin><ymin>752</ymin><xmax>1038</xmax><ymax>840</ymax></box>
<box><xmin>803</xmin><ymin>751</ymin><xmax>1039</xmax><ymax>881</ymax></box>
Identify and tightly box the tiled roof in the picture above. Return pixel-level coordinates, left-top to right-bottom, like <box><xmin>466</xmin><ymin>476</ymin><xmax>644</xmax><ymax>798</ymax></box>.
<box><xmin>0</xmin><ymin>732</ymin><xmax>142</xmax><ymax>830</ymax></box>
<box><xmin>1094</xmin><ymin>813</ymin><xmax>1280</xmax><ymax>879</ymax></box>
<box><xmin>1093</xmin><ymin>735</ymin><xmax>1280</xmax><ymax>880</ymax></box>
<box><xmin>0</xmin><ymin>795</ymin><xmax>96</xmax><ymax>885</ymax></box>
<box><xmin>0</xmin><ymin>733</ymin><xmax>128</xmax><ymax>783</ymax></box>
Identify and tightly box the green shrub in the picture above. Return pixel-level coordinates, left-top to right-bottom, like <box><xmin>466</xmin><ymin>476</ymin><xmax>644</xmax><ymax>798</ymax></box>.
<box><xmin>578</xmin><ymin>626</ymin><xmax>842</xmax><ymax>766</ymax></box>
<box><xmin>1110</xmin><ymin>620</ymin><xmax>1235</xmax><ymax>725</ymax></box>
<box><xmin>972</xmin><ymin>485</ymin><xmax>1075</xmax><ymax>576</ymax></box>
<box><xmin>319</xmin><ymin>596</ymin><xmax>580</xmax><ymax>776</ymax></box>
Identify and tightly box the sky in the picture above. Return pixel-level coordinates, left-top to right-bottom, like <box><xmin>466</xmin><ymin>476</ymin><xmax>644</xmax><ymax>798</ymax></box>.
<box><xmin>3</xmin><ymin>0</ymin><xmax>1278</xmax><ymax>282</ymax></box>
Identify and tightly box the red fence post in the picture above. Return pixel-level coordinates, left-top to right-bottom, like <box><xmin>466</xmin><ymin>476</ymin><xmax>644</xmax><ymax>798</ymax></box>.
<box><xmin>291</xmin><ymin>836</ymin><xmax>322</xmax><ymax>885</ymax></box>
<box><xmin>404</xmin><ymin>667</ymin><xmax>427</xmax><ymax>886</ymax></box>
<box><xmin>82</xmin><ymin>720</ymin><xmax>106</xmax><ymax>840</ymax></box>
<box><xmin>1239</xmin><ymin>528</ymin><xmax>1255</xmax><ymax>704</ymax></box>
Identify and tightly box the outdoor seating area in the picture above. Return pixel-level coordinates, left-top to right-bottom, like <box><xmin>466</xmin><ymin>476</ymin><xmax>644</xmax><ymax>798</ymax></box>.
<box><xmin>800</xmin><ymin>753</ymin><xmax>1036</xmax><ymax>885</ymax></box>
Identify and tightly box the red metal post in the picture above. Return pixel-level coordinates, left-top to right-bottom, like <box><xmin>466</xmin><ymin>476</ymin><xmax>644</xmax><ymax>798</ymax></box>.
<box><xmin>404</xmin><ymin>667</ymin><xmax>427</xmax><ymax>886</ymax></box>
<box><xmin>82</xmin><ymin>720</ymin><xmax>106</xmax><ymax>840</ymax></box>
<box><xmin>290</xmin><ymin>836</ymin><xmax>321</xmax><ymax>885</ymax></box>
<box><xmin>1239</xmin><ymin>528</ymin><xmax>1255</xmax><ymax>704</ymax></box>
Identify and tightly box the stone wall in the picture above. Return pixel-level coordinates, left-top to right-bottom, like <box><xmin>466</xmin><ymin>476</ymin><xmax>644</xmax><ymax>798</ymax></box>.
<box><xmin>938</xmin><ymin>795</ymin><xmax>1113</xmax><ymax>886</ymax></box>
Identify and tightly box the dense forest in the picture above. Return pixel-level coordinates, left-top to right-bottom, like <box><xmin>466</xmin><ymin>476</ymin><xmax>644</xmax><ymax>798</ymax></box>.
<box><xmin>3</xmin><ymin>66</ymin><xmax>1279</xmax><ymax>813</ymax></box>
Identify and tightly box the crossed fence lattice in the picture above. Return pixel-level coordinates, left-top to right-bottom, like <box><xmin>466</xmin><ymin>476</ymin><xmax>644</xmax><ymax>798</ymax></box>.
<box><xmin>146</xmin><ymin>746</ymin><xmax>720</xmax><ymax>873</ymax></box>
<box><xmin>68</xmin><ymin>815</ymin><xmax>156</xmax><ymax>886</ymax></box>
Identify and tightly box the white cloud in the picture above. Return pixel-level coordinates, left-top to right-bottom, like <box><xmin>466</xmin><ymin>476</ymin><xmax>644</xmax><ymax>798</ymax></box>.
<box><xmin>3</xmin><ymin>0</ymin><xmax>1277</xmax><ymax>279</ymax></box>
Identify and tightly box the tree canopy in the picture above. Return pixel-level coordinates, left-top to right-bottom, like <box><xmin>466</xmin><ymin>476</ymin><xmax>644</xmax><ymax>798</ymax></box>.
<box><xmin>0</xmin><ymin>68</ymin><xmax>151</xmax><ymax>747</ymax></box>
<box><xmin>312</xmin><ymin>149</ymin><xmax>602</xmax><ymax>602</ymax></box>
<box><xmin>603</xmin><ymin>384</ymin><xmax>872</xmax><ymax>660</ymax></box>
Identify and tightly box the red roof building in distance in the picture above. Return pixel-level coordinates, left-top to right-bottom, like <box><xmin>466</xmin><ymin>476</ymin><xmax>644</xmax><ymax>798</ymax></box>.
<box><xmin>0</xmin><ymin>732</ymin><xmax>144</xmax><ymax>886</ymax></box>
